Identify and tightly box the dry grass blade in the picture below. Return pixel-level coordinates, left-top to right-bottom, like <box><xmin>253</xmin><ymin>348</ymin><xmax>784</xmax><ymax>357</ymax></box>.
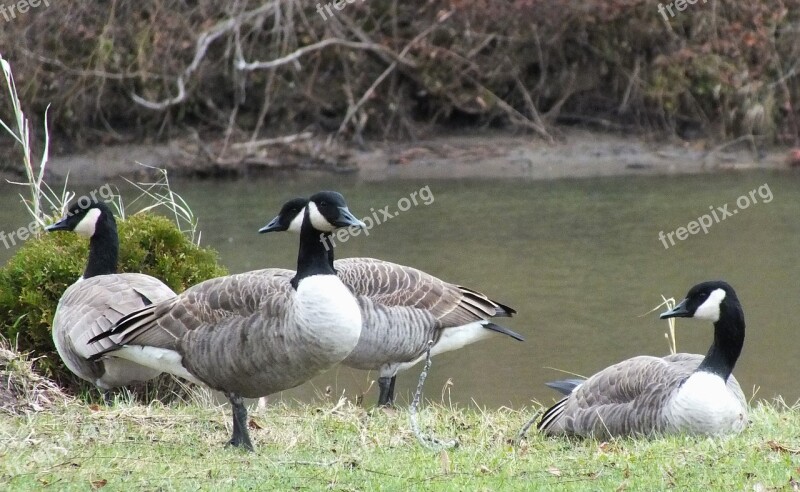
<box><xmin>641</xmin><ymin>295</ymin><xmax>678</xmax><ymax>355</ymax></box>
<box><xmin>123</xmin><ymin>164</ymin><xmax>201</xmax><ymax>245</ymax></box>
<box><xmin>0</xmin><ymin>55</ymin><xmax>68</xmax><ymax>229</ymax></box>
<box><xmin>0</xmin><ymin>337</ymin><xmax>71</xmax><ymax>415</ymax></box>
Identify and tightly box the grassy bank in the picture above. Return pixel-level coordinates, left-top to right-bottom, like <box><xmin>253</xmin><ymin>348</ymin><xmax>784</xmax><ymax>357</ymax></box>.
<box><xmin>2</xmin><ymin>393</ymin><xmax>800</xmax><ymax>491</ymax></box>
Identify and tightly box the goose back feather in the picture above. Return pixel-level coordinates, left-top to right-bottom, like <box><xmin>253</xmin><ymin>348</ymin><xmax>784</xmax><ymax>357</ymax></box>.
<box><xmin>55</xmin><ymin>273</ymin><xmax>175</xmax><ymax>389</ymax></box>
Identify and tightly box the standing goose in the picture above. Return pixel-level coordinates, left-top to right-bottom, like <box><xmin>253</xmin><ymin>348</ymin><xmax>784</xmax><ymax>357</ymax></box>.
<box><xmin>88</xmin><ymin>192</ymin><xmax>365</xmax><ymax>451</ymax></box>
<box><xmin>538</xmin><ymin>281</ymin><xmax>747</xmax><ymax>438</ymax></box>
<box><xmin>45</xmin><ymin>200</ymin><xmax>176</xmax><ymax>399</ymax></box>
<box><xmin>260</xmin><ymin>198</ymin><xmax>524</xmax><ymax>406</ymax></box>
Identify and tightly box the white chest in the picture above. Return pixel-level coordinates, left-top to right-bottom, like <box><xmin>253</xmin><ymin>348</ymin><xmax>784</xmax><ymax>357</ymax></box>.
<box><xmin>294</xmin><ymin>275</ymin><xmax>362</xmax><ymax>356</ymax></box>
<box><xmin>666</xmin><ymin>371</ymin><xmax>746</xmax><ymax>435</ymax></box>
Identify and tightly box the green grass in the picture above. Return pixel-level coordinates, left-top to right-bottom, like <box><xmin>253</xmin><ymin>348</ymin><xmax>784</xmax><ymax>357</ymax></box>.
<box><xmin>2</xmin><ymin>394</ymin><xmax>800</xmax><ymax>491</ymax></box>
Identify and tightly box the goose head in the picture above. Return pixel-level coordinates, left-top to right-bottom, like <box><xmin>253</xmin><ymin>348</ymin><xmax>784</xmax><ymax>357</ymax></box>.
<box><xmin>46</xmin><ymin>200</ymin><xmax>115</xmax><ymax>239</ymax></box>
<box><xmin>660</xmin><ymin>280</ymin><xmax>744</xmax><ymax>379</ymax></box>
<box><xmin>46</xmin><ymin>200</ymin><xmax>119</xmax><ymax>279</ymax></box>
<box><xmin>258</xmin><ymin>198</ymin><xmax>308</xmax><ymax>234</ymax></box>
<box><xmin>659</xmin><ymin>281</ymin><xmax>739</xmax><ymax>323</ymax></box>
<box><xmin>259</xmin><ymin>192</ymin><xmax>365</xmax><ymax>234</ymax></box>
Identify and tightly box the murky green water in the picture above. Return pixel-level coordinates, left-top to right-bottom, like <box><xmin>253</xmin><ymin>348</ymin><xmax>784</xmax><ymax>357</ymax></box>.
<box><xmin>1</xmin><ymin>171</ymin><xmax>798</xmax><ymax>408</ymax></box>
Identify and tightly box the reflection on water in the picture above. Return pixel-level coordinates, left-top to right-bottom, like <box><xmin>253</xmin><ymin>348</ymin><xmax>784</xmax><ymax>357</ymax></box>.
<box><xmin>1</xmin><ymin>171</ymin><xmax>798</xmax><ymax>408</ymax></box>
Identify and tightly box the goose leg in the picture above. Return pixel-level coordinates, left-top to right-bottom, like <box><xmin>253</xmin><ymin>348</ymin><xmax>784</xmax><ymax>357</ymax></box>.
<box><xmin>102</xmin><ymin>390</ymin><xmax>114</xmax><ymax>406</ymax></box>
<box><xmin>226</xmin><ymin>393</ymin><xmax>254</xmax><ymax>452</ymax></box>
<box><xmin>377</xmin><ymin>376</ymin><xmax>397</xmax><ymax>407</ymax></box>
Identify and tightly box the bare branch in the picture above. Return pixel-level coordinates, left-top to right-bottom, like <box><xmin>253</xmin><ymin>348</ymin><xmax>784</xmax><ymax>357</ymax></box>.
<box><xmin>131</xmin><ymin>2</ymin><xmax>276</xmax><ymax>111</ymax></box>
<box><xmin>235</xmin><ymin>38</ymin><xmax>416</xmax><ymax>71</ymax></box>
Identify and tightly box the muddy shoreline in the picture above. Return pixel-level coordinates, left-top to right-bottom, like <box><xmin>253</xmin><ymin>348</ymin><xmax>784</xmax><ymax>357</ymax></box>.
<box><xmin>12</xmin><ymin>129</ymin><xmax>793</xmax><ymax>184</ymax></box>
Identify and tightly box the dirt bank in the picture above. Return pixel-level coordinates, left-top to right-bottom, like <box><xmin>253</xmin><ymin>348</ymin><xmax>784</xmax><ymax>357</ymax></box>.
<box><xmin>34</xmin><ymin>129</ymin><xmax>791</xmax><ymax>183</ymax></box>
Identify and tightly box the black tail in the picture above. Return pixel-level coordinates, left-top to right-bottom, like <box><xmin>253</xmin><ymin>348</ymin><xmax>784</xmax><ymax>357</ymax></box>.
<box><xmin>537</xmin><ymin>397</ymin><xmax>568</xmax><ymax>432</ymax></box>
<box><xmin>545</xmin><ymin>378</ymin><xmax>585</xmax><ymax>396</ymax></box>
<box><xmin>492</xmin><ymin>300</ymin><xmax>516</xmax><ymax>317</ymax></box>
<box><xmin>483</xmin><ymin>322</ymin><xmax>525</xmax><ymax>342</ymax></box>
<box><xmin>87</xmin><ymin>303</ymin><xmax>155</xmax><ymax>344</ymax></box>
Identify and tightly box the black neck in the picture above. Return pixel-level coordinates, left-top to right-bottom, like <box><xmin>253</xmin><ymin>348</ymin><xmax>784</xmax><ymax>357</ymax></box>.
<box><xmin>291</xmin><ymin>211</ymin><xmax>336</xmax><ymax>289</ymax></box>
<box><xmin>696</xmin><ymin>301</ymin><xmax>745</xmax><ymax>380</ymax></box>
<box><xmin>323</xmin><ymin>232</ymin><xmax>335</xmax><ymax>269</ymax></box>
<box><xmin>83</xmin><ymin>215</ymin><xmax>119</xmax><ymax>278</ymax></box>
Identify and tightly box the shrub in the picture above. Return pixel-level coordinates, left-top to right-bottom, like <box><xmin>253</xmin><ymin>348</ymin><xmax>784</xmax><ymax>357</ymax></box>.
<box><xmin>0</xmin><ymin>212</ymin><xmax>227</xmax><ymax>394</ymax></box>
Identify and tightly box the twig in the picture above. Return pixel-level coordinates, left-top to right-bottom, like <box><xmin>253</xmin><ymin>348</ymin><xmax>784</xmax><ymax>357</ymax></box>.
<box><xmin>515</xmin><ymin>408</ymin><xmax>544</xmax><ymax>446</ymax></box>
<box><xmin>408</xmin><ymin>340</ymin><xmax>458</xmax><ymax>451</ymax></box>
<box><xmin>336</xmin><ymin>14</ymin><xmax>445</xmax><ymax>135</ymax></box>
<box><xmin>230</xmin><ymin>132</ymin><xmax>313</xmax><ymax>151</ymax></box>
<box><xmin>236</xmin><ymin>38</ymin><xmax>416</xmax><ymax>71</ymax></box>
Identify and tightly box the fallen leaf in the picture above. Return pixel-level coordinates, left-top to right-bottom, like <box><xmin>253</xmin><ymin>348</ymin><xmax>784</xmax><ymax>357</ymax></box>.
<box><xmin>767</xmin><ymin>440</ymin><xmax>800</xmax><ymax>454</ymax></box>
<box><xmin>248</xmin><ymin>419</ymin><xmax>262</xmax><ymax>430</ymax></box>
<box><xmin>88</xmin><ymin>404</ymin><xmax>101</xmax><ymax>412</ymax></box>
<box><xmin>479</xmin><ymin>465</ymin><xmax>490</xmax><ymax>474</ymax></box>
<box><xmin>91</xmin><ymin>479</ymin><xmax>107</xmax><ymax>490</ymax></box>
<box><xmin>547</xmin><ymin>466</ymin><xmax>561</xmax><ymax>477</ymax></box>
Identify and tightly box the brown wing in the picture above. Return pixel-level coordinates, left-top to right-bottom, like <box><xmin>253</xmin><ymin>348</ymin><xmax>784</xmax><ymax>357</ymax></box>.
<box><xmin>539</xmin><ymin>355</ymin><xmax>696</xmax><ymax>438</ymax></box>
<box><xmin>88</xmin><ymin>269</ymin><xmax>295</xmax><ymax>354</ymax></box>
<box><xmin>334</xmin><ymin>257</ymin><xmax>510</xmax><ymax>327</ymax></box>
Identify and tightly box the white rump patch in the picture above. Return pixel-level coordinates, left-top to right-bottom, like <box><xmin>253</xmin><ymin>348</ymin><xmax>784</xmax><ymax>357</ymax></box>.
<box><xmin>111</xmin><ymin>345</ymin><xmax>203</xmax><ymax>385</ymax></box>
<box><xmin>694</xmin><ymin>288</ymin><xmax>726</xmax><ymax>322</ymax></box>
<box><xmin>74</xmin><ymin>208</ymin><xmax>102</xmax><ymax>238</ymax></box>
<box><xmin>394</xmin><ymin>321</ymin><xmax>493</xmax><ymax>374</ymax></box>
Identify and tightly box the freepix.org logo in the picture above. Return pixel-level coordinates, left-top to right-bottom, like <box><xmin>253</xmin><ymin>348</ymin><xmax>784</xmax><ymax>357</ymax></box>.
<box><xmin>0</xmin><ymin>0</ymin><xmax>50</xmax><ymax>23</ymax></box>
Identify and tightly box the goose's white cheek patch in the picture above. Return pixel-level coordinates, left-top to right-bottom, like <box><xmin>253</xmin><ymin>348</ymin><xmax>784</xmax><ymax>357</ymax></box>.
<box><xmin>307</xmin><ymin>202</ymin><xmax>335</xmax><ymax>232</ymax></box>
<box><xmin>693</xmin><ymin>288</ymin><xmax>726</xmax><ymax>322</ymax></box>
<box><xmin>74</xmin><ymin>208</ymin><xmax>102</xmax><ymax>237</ymax></box>
<box><xmin>288</xmin><ymin>208</ymin><xmax>305</xmax><ymax>233</ymax></box>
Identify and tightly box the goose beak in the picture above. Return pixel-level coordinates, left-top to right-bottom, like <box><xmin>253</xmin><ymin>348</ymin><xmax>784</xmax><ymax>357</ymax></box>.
<box><xmin>333</xmin><ymin>207</ymin><xmax>366</xmax><ymax>229</ymax></box>
<box><xmin>660</xmin><ymin>299</ymin><xmax>690</xmax><ymax>319</ymax></box>
<box><xmin>258</xmin><ymin>216</ymin><xmax>285</xmax><ymax>234</ymax></box>
<box><xmin>45</xmin><ymin>216</ymin><xmax>70</xmax><ymax>232</ymax></box>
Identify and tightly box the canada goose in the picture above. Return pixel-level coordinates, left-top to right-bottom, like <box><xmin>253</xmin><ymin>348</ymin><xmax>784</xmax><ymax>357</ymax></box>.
<box><xmin>87</xmin><ymin>191</ymin><xmax>366</xmax><ymax>451</ymax></box>
<box><xmin>538</xmin><ymin>281</ymin><xmax>747</xmax><ymax>438</ymax></box>
<box><xmin>45</xmin><ymin>200</ymin><xmax>176</xmax><ymax>399</ymax></box>
<box><xmin>260</xmin><ymin>198</ymin><xmax>524</xmax><ymax>406</ymax></box>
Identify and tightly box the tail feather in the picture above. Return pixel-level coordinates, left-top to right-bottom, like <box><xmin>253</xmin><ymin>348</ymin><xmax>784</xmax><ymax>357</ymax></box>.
<box><xmin>482</xmin><ymin>322</ymin><xmax>525</xmax><ymax>342</ymax></box>
<box><xmin>545</xmin><ymin>378</ymin><xmax>585</xmax><ymax>396</ymax></box>
<box><xmin>87</xmin><ymin>304</ymin><xmax>157</xmax><ymax>344</ymax></box>
<box><xmin>537</xmin><ymin>397</ymin><xmax>568</xmax><ymax>432</ymax></box>
<box><xmin>459</xmin><ymin>286</ymin><xmax>516</xmax><ymax>318</ymax></box>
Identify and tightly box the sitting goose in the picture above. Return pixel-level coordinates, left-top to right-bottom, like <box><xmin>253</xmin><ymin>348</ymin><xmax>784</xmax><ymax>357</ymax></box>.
<box><xmin>88</xmin><ymin>191</ymin><xmax>366</xmax><ymax>451</ymax></box>
<box><xmin>260</xmin><ymin>198</ymin><xmax>524</xmax><ymax>406</ymax></box>
<box><xmin>45</xmin><ymin>200</ymin><xmax>176</xmax><ymax>400</ymax></box>
<box><xmin>538</xmin><ymin>281</ymin><xmax>747</xmax><ymax>438</ymax></box>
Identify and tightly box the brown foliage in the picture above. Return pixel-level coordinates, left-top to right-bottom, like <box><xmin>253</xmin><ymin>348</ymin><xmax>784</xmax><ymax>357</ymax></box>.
<box><xmin>0</xmin><ymin>0</ymin><xmax>797</xmax><ymax>167</ymax></box>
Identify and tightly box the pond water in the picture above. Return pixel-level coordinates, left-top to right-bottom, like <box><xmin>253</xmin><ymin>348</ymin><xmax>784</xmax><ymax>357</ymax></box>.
<box><xmin>1</xmin><ymin>170</ymin><xmax>798</xmax><ymax>408</ymax></box>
